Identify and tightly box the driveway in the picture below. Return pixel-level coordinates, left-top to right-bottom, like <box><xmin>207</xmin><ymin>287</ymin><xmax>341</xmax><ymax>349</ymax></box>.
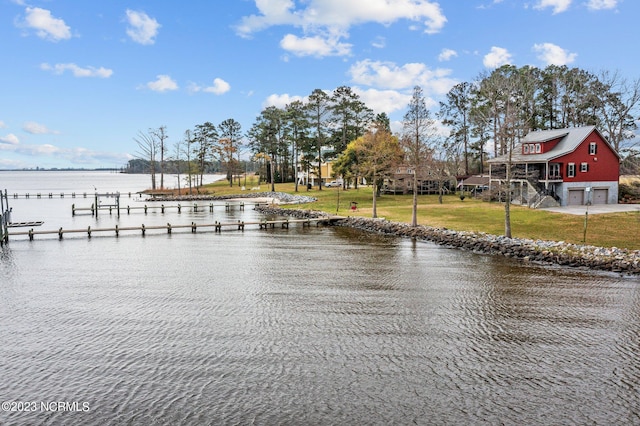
<box><xmin>541</xmin><ymin>203</ymin><xmax>640</xmax><ymax>215</ymax></box>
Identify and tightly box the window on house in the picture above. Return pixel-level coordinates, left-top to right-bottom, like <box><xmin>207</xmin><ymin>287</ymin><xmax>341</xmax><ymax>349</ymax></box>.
<box><xmin>523</xmin><ymin>144</ymin><xmax>529</xmax><ymax>154</ymax></box>
<box><xmin>535</xmin><ymin>143</ymin><xmax>541</xmax><ymax>153</ymax></box>
<box><xmin>580</xmin><ymin>162</ymin><xmax>589</xmax><ymax>172</ymax></box>
<box><xmin>589</xmin><ymin>142</ymin><xmax>597</xmax><ymax>155</ymax></box>
<box><xmin>567</xmin><ymin>163</ymin><xmax>576</xmax><ymax>178</ymax></box>
<box><xmin>549</xmin><ymin>163</ymin><xmax>560</xmax><ymax>178</ymax></box>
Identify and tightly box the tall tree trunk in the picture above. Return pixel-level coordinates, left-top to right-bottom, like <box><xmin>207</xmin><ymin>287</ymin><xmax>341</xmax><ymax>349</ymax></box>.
<box><xmin>412</xmin><ymin>172</ymin><xmax>418</xmax><ymax>227</ymax></box>
<box><xmin>372</xmin><ymin>169</ymin><xmax>378</xmax><ymax>218</ymax></box>
<box><xmin>504</xmin><ymin>145</ymin><xmax>513</xmax><ymax>238</ymax></box>
<box><xmin>270</xmin><ymin>158</ymin><xmax>275</xmax><ymax>192</ymax></box>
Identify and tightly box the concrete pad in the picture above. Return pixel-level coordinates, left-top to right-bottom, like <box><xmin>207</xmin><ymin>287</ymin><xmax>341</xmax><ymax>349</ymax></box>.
<box><xmin>541</xmin><ymin>204</ymin><xmax>640</xmax><ymax>215</ymax></box>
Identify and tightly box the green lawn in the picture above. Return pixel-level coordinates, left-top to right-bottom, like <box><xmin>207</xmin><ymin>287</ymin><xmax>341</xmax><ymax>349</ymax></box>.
<box><xmin>202</xmin><ymin>178</ymin><xmax>640</xmax><ymax>250</ymax></box>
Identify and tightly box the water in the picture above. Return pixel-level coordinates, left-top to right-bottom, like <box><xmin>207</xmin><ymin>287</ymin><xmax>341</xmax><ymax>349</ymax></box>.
<box><xmin>1</xmin><ymin>171</ymin><xmax>639</xmax><ymax>425</ymax></box>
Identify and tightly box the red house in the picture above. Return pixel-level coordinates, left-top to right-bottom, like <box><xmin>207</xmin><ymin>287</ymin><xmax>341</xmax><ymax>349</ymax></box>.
<box><xmin>488</xmin><ymin>126</ymin><xmax>620</xmax><ymax>207</ymax></box>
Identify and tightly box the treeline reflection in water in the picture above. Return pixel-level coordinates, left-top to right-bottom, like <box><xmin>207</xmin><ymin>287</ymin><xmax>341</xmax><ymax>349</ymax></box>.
<box><xmin>1</xmin><ymin>221</ymin><xmax>639</xmax><ymax>425</ymax></box>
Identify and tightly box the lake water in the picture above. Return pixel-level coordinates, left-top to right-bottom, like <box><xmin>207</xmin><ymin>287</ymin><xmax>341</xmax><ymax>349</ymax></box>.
<box><xmin>0</xmin><ymin>171</ymin><xmax>639</xmax><ymax>425</ymax></box>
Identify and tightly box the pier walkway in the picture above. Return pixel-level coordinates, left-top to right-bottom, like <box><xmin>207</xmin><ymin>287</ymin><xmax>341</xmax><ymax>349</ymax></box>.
<box><xmin>71</xmin><ymin>201</ymin><xmax>269</xmax><ymax>217</ymax></box>
<box><xmin>6</xmin><ymin>216</ymin><xmax>347</xmax><ymax>242</ymax></box>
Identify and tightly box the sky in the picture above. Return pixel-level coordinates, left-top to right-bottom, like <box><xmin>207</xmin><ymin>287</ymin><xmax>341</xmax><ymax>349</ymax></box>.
<box><xmin>0</xmin><ymin>0</ymin><xmax>637</xmax><ymax>170</ymax></box>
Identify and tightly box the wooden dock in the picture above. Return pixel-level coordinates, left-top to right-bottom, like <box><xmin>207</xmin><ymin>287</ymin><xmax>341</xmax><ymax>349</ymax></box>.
<box><xmin>10</xmin><ymin>191</ymin><xmax>131</xmax><ymax>199</ymax></box>
<box><xmin>6</xmin><ymin>216</ymin><xmax>346</xmax><ymax>241</ymax></box>
<box><xmin>72</xmin><ymin>201</ymin><xmax>270</xmax><ymax>217</ymax></box>
<box><xmin>0</xmin><ymin>189</ymin><xmax>9</xmax><ymax>245</ymax></box>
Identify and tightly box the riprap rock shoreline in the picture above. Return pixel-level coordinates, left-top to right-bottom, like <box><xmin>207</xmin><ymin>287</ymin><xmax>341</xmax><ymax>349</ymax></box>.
<box><xmin>256</xmin><ymin>204</ymin><xmax>640</xmax><ymax>275</ymax></box>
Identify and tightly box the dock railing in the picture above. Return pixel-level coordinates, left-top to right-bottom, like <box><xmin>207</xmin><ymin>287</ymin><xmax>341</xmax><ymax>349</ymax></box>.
<box><xmin>7</xmin><ymin>216</ymin><xmax>346</xmax><ymax>241</ymax></box>
<box><xmin>1</xmin><ymin>189</ymin><xmax>10</xmax><ymax>245</ymax></box>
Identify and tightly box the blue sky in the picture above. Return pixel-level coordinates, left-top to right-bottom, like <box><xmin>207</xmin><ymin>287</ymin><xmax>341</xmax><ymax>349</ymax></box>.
<box><xmin>0</xmin><ymin>0</ymin><xmax>636</xmax><ymax>169</ymax></box>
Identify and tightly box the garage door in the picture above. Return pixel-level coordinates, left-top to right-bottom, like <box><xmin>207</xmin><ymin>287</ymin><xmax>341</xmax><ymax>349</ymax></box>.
<box><xmin>592</xmin><ymin>189</ymin><xmax>608</xmax><ymax>205</ymax></box>
<box><xmin>568</xmin><ymin>189</ymin><xmax>584</xmax><ymax>205</ymax></box>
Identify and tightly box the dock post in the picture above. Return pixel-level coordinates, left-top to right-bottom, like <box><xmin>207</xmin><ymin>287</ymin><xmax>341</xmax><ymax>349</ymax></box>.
<box><xmin>238</xmin><ymin>220</ymin><xmax>244</xmax><ymax>231</ymax></box>
<box><xmin>194</xmin><ymin>203</ymin><xmax>198</xmax><ymax>212</ymax></box>
<box><xmin>240</xmin><ymin>202</ymin><xmax>245</xmax><ymax>211</ymax></box>
<box><xmin>209</xmin><ymin>203</ymin><xmax>213</xmax><ymax>212</ymax></box>
<box><xmin>141</xmin><ymin>224</ymin><xmax>146</xmax><ymax>236</ymax></box>
<box><xmin>58</xmin><ymin>227</ymin><xmax>63</xmax><ymax>240</ymax></box>
<box><xmin>72</xmin><ymin>204</ymin><xmax>76</xmax><ymax>216</ymax></box>
<box><xmin>225</xmin><ymin>202</ymin><xmax>230</xmax><ymax>212</ymax></box>
<box><xmin>28</xmin><ymin>228</ymin><xmax>34</xmax><ymax>241</ymax></box>
<box><xmin>115</xmin><ymin>225</ymin><xmax>119</xmax><ymax>237</ymax></box>
<box><xmin>87</xmin><ymin>226</ymin><xmax>91</xmax><ymax>238</ymax></box>
<box><xmin>127</xmin><ymin>206</ymin><xmax>130</xmax><ymax>214</ymax></box>
<box><xmin>161</xmin><ymin>204</ymin><xmax>165</xmax><ymax>213</ymax></box>
<box><xmin>167</xmin><ymin>223</ymin><xmax>172</xmax><ymax>234</ymax></box>
<box><xmin>215</xmin><ymin>221</ymin><xmax>221</xmax><ymax>232</ymax></box>
<box><xmin>191</xmin><ymin>222</ymin><xmax>197</xmax><ymax>233</ymax></box>
<box><xmin>144</xmin><ymin>205</ymin><xmax>148</xmax><ymax>214</ymax></box>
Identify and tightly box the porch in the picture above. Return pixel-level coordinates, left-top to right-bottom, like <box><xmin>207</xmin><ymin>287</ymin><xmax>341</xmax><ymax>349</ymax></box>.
<box><xmin>489</xmin><ymin>162</ymin><xmax>563</xmax><ymax>208</ymax></box>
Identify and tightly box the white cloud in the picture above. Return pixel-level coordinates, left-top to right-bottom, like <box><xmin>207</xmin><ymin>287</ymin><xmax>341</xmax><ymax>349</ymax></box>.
<box><xmin>22</xmin><ymin>7</ymin><xmax>71</xmax><ymax>42</ymax></box>
<box><xmin>23</xmin><ymin>122</ymin><xmax>59</xmax><ymax>135</ymax></box>
<box><xmin>372</xmin><ymin>36</ymin><xmax>386</xmax><ymax>49</ymax></box>
<box><xmin>587</xmin><ymin>0</ymin><xmax>618</xmax><ymax>10</ymax></box>
<box><xmin>280</xmin><ymin>33</ymin><xmax>352</xmax><ymax>57</ymax></box>
<box><xmin>125</xmin><ymin>10</ymin><xmax>160</xmax><ymax>45</ymax></box>
<box><xmin>0</xmin><ymin>121</ymin><xmax>6</xmax><ymax>129</ymax></box>
<box><xmin>533</xmin><ymin>42</ymin><xmax>577</xmax><ymax>65</ymax></box>
<box><xmin>483</xmin><ymin>46</ymin><xmax>513</xmax><ymax>68</ymax></box>
<box><xmin>352</xmin><ymin>88</ymin><xmax>414</xmax><ymax>115</ymax></box>
<box><xmin>236</xmin><ymin>0</ymin><xmax>446</xmax><ymax>57</ymax></box>
<box><xmin>534</xmin><ymin>0</ymin><xmax>572</xmax><ymax>14</ymax></box>
<box><xmin>238</xmin><ymin>0</ymin><xmax>446</xmax><ymax>35</ymax></box>
<box><xmin>40</xmin><ymin>63</ymin><xmax>113</xmax><ymax>78</ymax></box>
<box><xmin>438</xmin><ymin>48</ymin><xmax>458</xmax><ymax>62</ymax></box>
<box><xmin>144</xmin><ymin>75</ymin><xmax>178</xmax><ymax>92</ymax></box>
<box><xmin>263</xmin><ymin>93</ymin><xmax>307</xmax><ymax>109</ymax></box>
<box><xmin>189</xmin><ymin>78</ymin><xmax>231</xmax><ymax>95</ymax></box>
<box><xmin>0</xmin><ymin>134</ymin><xmax>20</xmax><ymax>145</ymax></box>
<box><xmin>349</xmin><ymin>59</ymin><xmax>456</xmax><ymax>95</ymax></box>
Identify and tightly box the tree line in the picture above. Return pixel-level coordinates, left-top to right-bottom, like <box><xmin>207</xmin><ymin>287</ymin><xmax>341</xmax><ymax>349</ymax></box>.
<box><xmin>129</xmin><ymin>64</ymin><xmax>640</xmax><ymax>220</ymax></box>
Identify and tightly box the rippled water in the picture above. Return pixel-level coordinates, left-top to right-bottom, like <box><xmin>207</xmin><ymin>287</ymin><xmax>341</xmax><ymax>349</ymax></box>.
<box><xmin>1</xmin><ymin>172</ymin><xmax>639</xmax><ymax>425</ymax></box>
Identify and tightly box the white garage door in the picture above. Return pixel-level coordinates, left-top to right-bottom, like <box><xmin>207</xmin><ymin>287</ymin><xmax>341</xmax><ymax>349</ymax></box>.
<box><xmin>568</xmin><ymin>189</ymin><xmax>584</xmax><ymax>206</ymax></box>
<box><xmin>592</xmin><ymin>189</ymin><xmax>608</xmax><ymax>205</ymax></box>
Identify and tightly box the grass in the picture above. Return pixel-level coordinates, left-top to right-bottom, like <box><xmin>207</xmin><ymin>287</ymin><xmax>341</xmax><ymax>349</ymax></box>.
<box><xmin>199</xmin><ymin>177</ymin><xmax>640</xmax><ymax>250</ymax></box>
